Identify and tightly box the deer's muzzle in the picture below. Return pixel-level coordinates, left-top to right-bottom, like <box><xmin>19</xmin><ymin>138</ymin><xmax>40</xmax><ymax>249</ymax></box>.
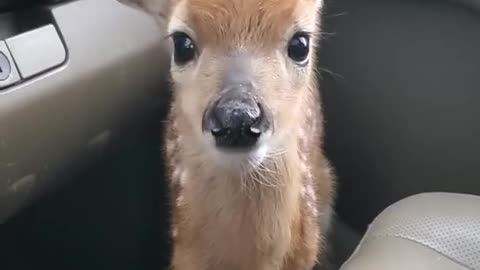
<box><xmin>203</xmin><ymin>83</ymin><xmax>271</xmax><ymax>150</ymax></box>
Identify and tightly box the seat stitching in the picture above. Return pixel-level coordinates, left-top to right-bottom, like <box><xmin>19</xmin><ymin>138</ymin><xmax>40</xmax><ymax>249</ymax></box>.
<box><xmin>370</xmin><ymin>234</ymin><xmax>475</xmax><ymax>270</ymax></box>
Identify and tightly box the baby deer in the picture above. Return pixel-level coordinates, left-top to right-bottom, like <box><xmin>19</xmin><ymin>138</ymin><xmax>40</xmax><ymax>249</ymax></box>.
<box><xmin>119</xmin><ymin>0</ymin><xmax>335</xmax><ymax>269</ymax></box>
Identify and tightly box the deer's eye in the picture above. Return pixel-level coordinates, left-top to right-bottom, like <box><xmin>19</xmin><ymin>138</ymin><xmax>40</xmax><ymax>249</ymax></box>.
<box><xmin>172</xmin><ymin>32</ymin><xmax>196</xmax><ymax>65</ymax></box>
<box><xmin>287</xmin><ymin>32</ymin><xmax>310</xmax><ymax>65</ymax></box>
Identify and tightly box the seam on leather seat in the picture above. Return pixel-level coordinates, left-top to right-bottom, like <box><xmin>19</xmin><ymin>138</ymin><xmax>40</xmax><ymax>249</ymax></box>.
<box><xmin>339</xmin><ymin>222</ymin><xmax>373</xmax><ymax>269</ymax></box>
<box><xmin>366</xmin><ymin>194</ymin><xmax>480</xmax><ymax>270</ymax></box>
<box><xmin>370</xmin><ymin>234</ymin><xmax>475</xmax><ymax>270</ymax></box>
<box><xmin>369</xmin><ymin>214</ymin><xmax>480</xmax><ymax>269</ymax></box>
<box><xmin>340</xmin><ymin>194</ymin><xmax>480</xmax><ymax>270</ymax></box>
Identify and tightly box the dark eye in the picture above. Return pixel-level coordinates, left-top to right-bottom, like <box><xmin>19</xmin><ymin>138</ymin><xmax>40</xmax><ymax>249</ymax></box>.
<box><xmin>287</xmin><ymin>32</ymin><xmax>310</xmax><ymax>64</ymax></box>
<box><xmin>171</xmin><ymin>32</ymin><xmax>196</xmax><ymax>65</ymax></box>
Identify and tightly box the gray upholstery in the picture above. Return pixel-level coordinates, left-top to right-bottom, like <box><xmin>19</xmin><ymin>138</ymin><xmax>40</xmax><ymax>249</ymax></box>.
<box><xmin>455</xmin><ymin>0</ymin><xmax>480</xmax><ymax>10</ymax></box>
<box><xmin>340</xmin><ymin>193</ymin><xmax>480</xmax><ymax>270</ymax></box>
<box><xmin>320</xmin><ymin>0</ymin><xmax>480</xmax><ymax>233</ymax></box>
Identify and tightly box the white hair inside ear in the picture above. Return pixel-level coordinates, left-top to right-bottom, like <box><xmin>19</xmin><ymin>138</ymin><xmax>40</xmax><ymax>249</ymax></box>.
<box><xmin>117</xmin><ymin>0</ymin><xmax>169</xmax><ymax>16</ymax></box>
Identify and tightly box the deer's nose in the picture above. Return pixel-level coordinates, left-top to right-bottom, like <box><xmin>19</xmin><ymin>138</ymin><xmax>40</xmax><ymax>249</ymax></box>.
<box><xmin>204</xmin><ymin>85</ymin><xmax>268</xmax><ymax>149</ymax></box>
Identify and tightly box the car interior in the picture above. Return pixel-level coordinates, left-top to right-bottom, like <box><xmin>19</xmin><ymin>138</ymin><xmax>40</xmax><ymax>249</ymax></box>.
<box><xmin>1</xmin><ymin>0</ymin><xmax>479</xmax><ymax>269</ymax></box>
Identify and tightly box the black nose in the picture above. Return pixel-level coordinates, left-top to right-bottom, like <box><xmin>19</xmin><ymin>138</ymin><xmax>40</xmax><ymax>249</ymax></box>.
<box><xmin>204</xmin><ymin>86</ymin><xmax>268</xmax><ymax>149</ymax></box>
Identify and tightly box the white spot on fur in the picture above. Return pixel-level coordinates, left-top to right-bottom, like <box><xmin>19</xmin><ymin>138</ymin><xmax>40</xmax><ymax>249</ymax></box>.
<box><xmin>172</xmin><ymin>228</ymin><xmax>178</xmax><ymax>238</ymax></box>
<box><xmin>177</xmin><ymin>135</ymin><xmax>184</xmax><ymax>145</ymax></box>
<box><xmin>304</xmin><ymin>178</ymin><xmax>318</xmax><ymax>218</ymax></box>
<box><xmin>172</xmin><ymin>168</ymin><xmax>182</xmax><ymax>182</ymax></box>
<box><xmin>305</xmin><ymin>184</ymin><xmax>315</xmax><ymax>200</ymax></box>
<box><xmin>306</xmin><ymin>170</ymin><xmax>313</xmax><ymax>183</ymax></box>
<box><xmin>306</xmin><ymin>109</ymin><xmax>313</xmax><ymax>118</ymax></box>
<box><xmin>298</xmin><ymin>140</ymin><xmax>307</xmax><ymax>163</ymax></box>
<box><xmin>311</xmin><ymin>206</ymin><xmax>318</xmax><ymax>218</ymax></box>
<box><xmin>179</xmin><ymin>170</ymin><xmax>189</xmax><ymax>186</ymax></box>
<box><xmin>177</xmin><ymin>195</ymin><xmax>185</xmax><ymax>206</ymax></box>
<box><xmin>300</xmin><ymin>162</ymin><xmax>309</xmax><ymax>174</ymax></box>
<box><xmin>171</xmin><ymin>120</ymin><xmax>178</xmax><ymax>130</ymax></box>
<box><xmin>298</xmin><ymin>128</ymin><xmax>306</xmax><ymax>140</ymax></box>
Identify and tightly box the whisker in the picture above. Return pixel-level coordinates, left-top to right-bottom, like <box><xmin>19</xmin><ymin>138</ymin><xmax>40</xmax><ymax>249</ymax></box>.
<box><xmin>319</xmin><ymin>31</ymin><xmax>336</xmax><ymax>37</ymax></box>
<box><xmin>247</xmin><ymin>160</ymin><xmax>279</xmax><ymax>188</ymax></box>
<box><xmin>324</xmin><ymin>11</ymin><xmax>349</xmax><ymax>19</ymax></box>
<box><xmin>318</xmin><ymin>67</ymin><xmax>344</xmax><ymax>80</ymax></box>
<box><xmin>265</xmin><ymin>150</ymin><xmax>288</xmax><ymax>158</ymax></box>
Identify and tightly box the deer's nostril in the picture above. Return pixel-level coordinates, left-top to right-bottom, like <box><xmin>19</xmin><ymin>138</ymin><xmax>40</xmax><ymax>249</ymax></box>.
<box><xmin>241</xmin><ymin>127</ymin><xmax>262</xmax><ymax>142</ymax></box>
<box><xmin>211</xmin><ymin>127</ymin><xmax>229</xmax><ymax>138</ymax></box>
<box><xmin>248</xmin><ymin>127</ymin><xmax>262</xmax><ymax>138</ymax></box>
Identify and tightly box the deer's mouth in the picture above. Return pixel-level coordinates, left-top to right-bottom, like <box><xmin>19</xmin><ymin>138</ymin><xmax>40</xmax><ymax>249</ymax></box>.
<box><xmin>200</xmin><ymin>87</ymin><xmax>274</xmax><ymax>172</ymax></box>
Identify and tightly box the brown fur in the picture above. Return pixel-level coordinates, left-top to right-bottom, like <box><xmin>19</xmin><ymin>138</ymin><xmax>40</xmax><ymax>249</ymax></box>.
<box><xmin>119</xmin><ymin>0</ymin><xmax>335</xmax><ymax>269</ymax></box>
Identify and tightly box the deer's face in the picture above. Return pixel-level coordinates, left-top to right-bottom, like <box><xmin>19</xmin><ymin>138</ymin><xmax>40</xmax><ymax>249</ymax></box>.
<box><xmin>119</xmin><ymin>0</ymin><xmax>323</xmax><ymax>171</ymax></box>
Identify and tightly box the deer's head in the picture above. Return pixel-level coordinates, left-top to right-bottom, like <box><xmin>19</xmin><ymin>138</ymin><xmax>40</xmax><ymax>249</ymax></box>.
<box><xmin>119</xmin><ymin>0</ymin><xmax>323</xmax><ymax>172</ymax></box>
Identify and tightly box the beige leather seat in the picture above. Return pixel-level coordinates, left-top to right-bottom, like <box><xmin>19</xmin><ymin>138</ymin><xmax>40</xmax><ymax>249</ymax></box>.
<box><xmin>340</xmin><ymin>193</ymin><xmax>480</xmax><ymax>270</ymax></box>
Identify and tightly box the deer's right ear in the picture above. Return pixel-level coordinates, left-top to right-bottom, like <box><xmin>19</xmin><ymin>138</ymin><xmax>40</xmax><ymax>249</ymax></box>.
<box><xmin>117</xmin><ymin>0</ymin><xmax>169</xmax><ymax>18</ymax></box>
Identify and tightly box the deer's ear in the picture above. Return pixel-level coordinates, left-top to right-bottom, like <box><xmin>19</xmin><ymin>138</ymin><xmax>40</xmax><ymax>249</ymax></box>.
<box><xmin>117</xmin><ymin>0</ymin><xmax>169</xmax><ymax>17</ymax></box>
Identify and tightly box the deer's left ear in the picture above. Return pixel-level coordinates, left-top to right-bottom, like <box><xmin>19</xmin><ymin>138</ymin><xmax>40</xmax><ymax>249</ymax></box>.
<box><xmin>117</xmin><ymin>0</ymin><xmax>170</xmax><ymax>18</ymax></box>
